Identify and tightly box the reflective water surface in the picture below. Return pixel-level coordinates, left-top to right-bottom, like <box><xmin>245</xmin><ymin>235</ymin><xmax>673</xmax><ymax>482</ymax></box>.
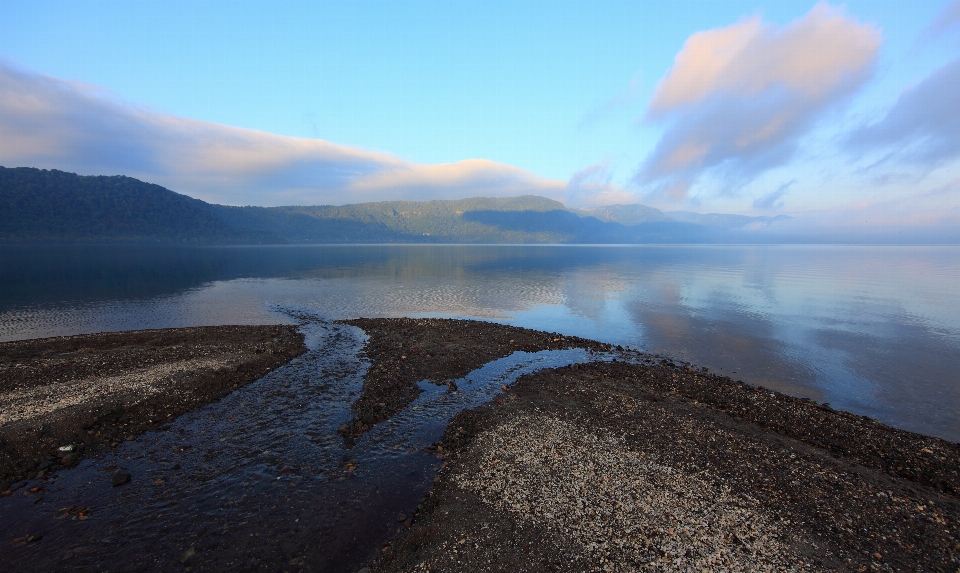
<box><xmin>2</xmin><ymin>244</ymin><xmax>959</xmax><ymax>441</ymax></box>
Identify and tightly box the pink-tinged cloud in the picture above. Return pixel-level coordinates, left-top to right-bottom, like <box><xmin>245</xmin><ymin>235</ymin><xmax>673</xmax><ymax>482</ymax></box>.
<box><xmin>563</xmin><ymin>160</ymin><xmax>638</xmax><ymax>207</ymax></box>
<box><xmin>0</xmin><ymin>61</ymin><xmax>565</xmax><ymax>206</ymax></box>
<box><xmin>637</xmin><ymin>3</ymin><xmax>880</xmax><ymax>199</ymax></box>
<box><xmin>846</xmin><ymin>57</ymin><xmax>960</xmax><ymax>169</ymax></box>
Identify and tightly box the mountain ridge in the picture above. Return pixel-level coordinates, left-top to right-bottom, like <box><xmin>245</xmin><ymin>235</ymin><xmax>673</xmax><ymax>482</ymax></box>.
<box><xmin>1</xmin><ymin>167</ymin><xmax>787</xmax><ymax>244</ymax></box>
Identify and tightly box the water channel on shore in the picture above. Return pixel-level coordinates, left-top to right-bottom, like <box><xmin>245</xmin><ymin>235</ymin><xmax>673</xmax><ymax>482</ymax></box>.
<box><xmin>0</xmin><ymin>314</ymin><xmax>612</xmax><ymax>571</ymax></box>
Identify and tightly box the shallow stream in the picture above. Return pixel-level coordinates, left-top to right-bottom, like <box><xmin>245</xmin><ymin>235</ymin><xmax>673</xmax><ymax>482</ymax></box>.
<box><xmin>0</xmin><ymin>314</ymin><xmax>610</xmax><ymax>572</ymax></box>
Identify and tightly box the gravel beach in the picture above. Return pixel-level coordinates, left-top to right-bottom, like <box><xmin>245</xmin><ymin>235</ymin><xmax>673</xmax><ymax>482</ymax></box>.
<box><xmin>349</xmin><ymin>321</ymin><xmax>960</xmax><ymax>573</ymax></box>
<box><xmin>0</xmin><ymin>325</ymin><xmax>306</xmax><ymax>488</ymax></box>
<box><xmin>2</xmin><ymin>318</ymin><xmax>958</xmax><ymax>572</ymax></box>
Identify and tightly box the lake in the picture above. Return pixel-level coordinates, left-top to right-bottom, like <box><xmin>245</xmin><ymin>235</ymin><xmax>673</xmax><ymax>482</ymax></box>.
<box><xmin>1</xmin><ymin>244</ymin><xmax>958</xmax><ymax>442</ymax></box>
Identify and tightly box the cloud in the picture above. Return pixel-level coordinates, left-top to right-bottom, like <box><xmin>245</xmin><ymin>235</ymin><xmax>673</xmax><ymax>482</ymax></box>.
<box><xmin>578</xmin><ymin>71</ymin><xmax>644</xmax><ymax>129</ymax></box>
<box><xmin>564</xmin><ymin>160</ymin><xmax>637</xmax><ymax>207</ymax></box>
<box><xmin>924</xmin><ymin>0</ymin><xmax>960</xmax><ymax>40</ymax></box>
<box><xmin>752</xmin><ymin>180</ymin><xmax>793</xmax><ymax>210</ymax></box>
<box><xmin>0</xmin><ymin>61</ymin><xmax>565</xmax><ymax>206</ymax></box>
<box><xmin>845</xmin><ymin>57</ymin><xmax>960</xmax><ymax>169</ymax></box>
<box><xmin>636</xmin><ymin>3</ymin><xmax>880</xmax><ymax>193</ymax></box>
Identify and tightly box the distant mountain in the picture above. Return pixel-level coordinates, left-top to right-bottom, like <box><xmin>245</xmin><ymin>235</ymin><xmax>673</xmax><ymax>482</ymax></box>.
<box><xmin>0</xmin><ymin>167</ymin><xmax>283</xmax><ymax>244</ymax></box>
<box><xmin>574</xmin><ymin>204</ymin><xmax>669</xmax><ymax>226</ymax></box>
<box><xmin>1</xmin><ymin>167</ymin><xmax>790</xmax><ymax>244</ymax></box>
<box><xmin>208</xmin><ymin>196</ymin><xmax>574</xmax><ymax>243</ymax></box>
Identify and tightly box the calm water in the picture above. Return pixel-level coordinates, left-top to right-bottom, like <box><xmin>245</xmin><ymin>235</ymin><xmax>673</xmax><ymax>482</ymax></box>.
<box><xmin>1</xmin><ymin>244</ymin><xmax>959</xmax><ymax>441</ymax></box>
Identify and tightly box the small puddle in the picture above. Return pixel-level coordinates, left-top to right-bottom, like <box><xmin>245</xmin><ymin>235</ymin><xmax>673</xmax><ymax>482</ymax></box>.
<box><xmin>0</xmin><ymin>314</ymin><xmax>613</xmax><ymax>572</ymax></box>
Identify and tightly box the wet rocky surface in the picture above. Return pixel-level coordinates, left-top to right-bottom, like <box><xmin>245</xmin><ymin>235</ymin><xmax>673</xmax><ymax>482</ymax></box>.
<box><xmin>0</xmin><ymin>316</ymin><xmax>610</xmax><ymax>572</ymax></box>
<box><xmin>372</xmin><ymin>360</ymin><xmax>960</xmax><ymax>572</ymax></box>
<box><xmin>3</xmin><ymin>317</ymin><xmax>959</xmax><ymax>572</ymax></box>
<box><xmin>337</xmin><ymin>318</ymin><xmax>611</xmax><ymax>440</ymax></box>
<box><xmin>0</xmin><ymin>325</ymin><xmax>306</xmax><ymax>488</ymax></box>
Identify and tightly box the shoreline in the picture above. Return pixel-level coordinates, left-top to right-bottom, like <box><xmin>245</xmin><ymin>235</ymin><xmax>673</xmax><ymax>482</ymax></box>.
<box><xmin>0</xmin><ymin>325</ymin><xmax>306</xmax><ymax>488</ymax></box>
<box><xmin>1</xmin><ymin>319</ymin><xmax>958</xmax><ymax>571</ymax></box>
<box><xmin>347</xmin><ymin>320</ymin><xmax>960</xmax><ymax>572</ymax></box>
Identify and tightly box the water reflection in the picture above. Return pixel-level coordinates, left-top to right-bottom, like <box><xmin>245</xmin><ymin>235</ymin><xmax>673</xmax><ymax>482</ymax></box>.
<box><xmin>1</xmin><ymin>245</ymin><xmax>958</xmax><ymax>441</ymax></box>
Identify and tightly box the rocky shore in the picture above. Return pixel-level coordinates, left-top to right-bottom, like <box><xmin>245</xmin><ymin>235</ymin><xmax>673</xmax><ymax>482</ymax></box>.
<box><xmin>1</xmin><ymin>318</ymin><xmax>958</xmax><ymax>571</ymax></box>
<box><xmin>347</xmin><ymin>320</ymin><xmax>960</xmax><ymax>572</ymax></box>
<box><xmin>337</xmin><ymin>318</ymin><xmax>611</xmax><ymax>442</ymax></box>
<box><xmin>0</xmin><ymin>325</ymin><xmax>306</xmax><ymax>489</ymax></box>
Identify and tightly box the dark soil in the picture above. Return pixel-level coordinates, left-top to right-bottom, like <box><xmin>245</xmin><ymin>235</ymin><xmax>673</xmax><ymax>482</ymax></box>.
<box><xmin>369</xmin><ymin>357</ymin><xmax>960</xmax><ymax>572</ymax></box>
<box><xmin>336</xmin><ymin>318</ymin><xmax>611</xmax><ymax>439</ymax></box>
<box><xmin>0</xmin><ymin>325</ymin><xmax>305</xmax><ymax>489</ymax></box>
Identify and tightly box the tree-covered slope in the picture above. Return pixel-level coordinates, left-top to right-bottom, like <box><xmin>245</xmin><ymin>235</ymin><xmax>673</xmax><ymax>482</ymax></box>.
<box><xmin>208</xmin><ymin>196</ymin><xmax>575</xmax><ymax>243</ymax></box>
<box><xmin>0</xmin><ymin>167</ymin><xmax>283</xmax><ymax>244</ymax></box>
<box><xmin>2</xmin><ymin>167</ymin><xmax>788</xmax><ymax>244</ymax></box>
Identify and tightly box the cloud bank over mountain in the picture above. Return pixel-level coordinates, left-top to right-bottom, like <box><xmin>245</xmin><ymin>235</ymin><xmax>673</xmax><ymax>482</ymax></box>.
<box><xmin>0</xmin><ymin>62</ymin><xmax>566</xmax><ymax>206</ymax></box>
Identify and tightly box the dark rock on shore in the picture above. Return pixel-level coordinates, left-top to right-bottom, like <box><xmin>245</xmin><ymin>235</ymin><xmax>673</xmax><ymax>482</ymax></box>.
<box><xmin>111</xmin><ymin>470</ymin><xmax>131</xmax><ymax>487</ymax></box>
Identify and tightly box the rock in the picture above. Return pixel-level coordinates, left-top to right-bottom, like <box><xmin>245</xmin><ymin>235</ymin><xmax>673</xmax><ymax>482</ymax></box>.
<box><xmin>58</xmin><ymin>445</ymin><xmax>74</xmax><ymax>453</ymax></box>
<box><xmin>112</xmin><ymin>471</ymin><xmax>131</xmax><ymax>487</ymax></box>
<box><xmin>38</xmin><ymin>460</ymin><xmax>53</xmax><ymax>470</ymax></box>
<box><xmin>61</xmin><ymin>452</ymin><xmax>81</xmax><ymax>465</ymax></box>
<box><xmin>181</xmin><ymin>545</ymin><xmax>196</xmax><ymax>563</ymax></box>
<box><xmin>397</xmin><ymin>513</ymin><xmax>407</xmax><ymax>522</ymax></box>
<box><xmin>35</xmin><ymin>471</ymin><xmax>46</xmax><ymax>479</ymax></box>
<box><xmin>11</xmin><ymin>533</ymin><xmax>42</xmax><ymax>546</ymax></box>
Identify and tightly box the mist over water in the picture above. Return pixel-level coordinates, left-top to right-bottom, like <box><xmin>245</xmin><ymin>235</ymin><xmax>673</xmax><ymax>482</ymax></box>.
<box><xmin>1</xmin><ymin>244</ymin><xmax>958</xmax><ymax>441</ymax></box>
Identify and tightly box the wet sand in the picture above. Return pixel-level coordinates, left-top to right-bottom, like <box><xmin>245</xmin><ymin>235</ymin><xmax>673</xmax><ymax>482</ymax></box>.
<box><xmin>2</xmin><ymin>319</ymin><xmax>959</xmax><ymax>571</ymax></box>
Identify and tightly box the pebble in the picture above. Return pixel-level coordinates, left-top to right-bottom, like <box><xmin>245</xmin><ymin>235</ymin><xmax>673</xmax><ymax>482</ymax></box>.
<box><xmin>454</xmin><ymin>412</ymin><xmax>803</xmax><ymax>571</ymax></box>
<box><xmin>111</xmin><ymin>470</ymin><xmax>131</xmax><ymax>487</ymax></box>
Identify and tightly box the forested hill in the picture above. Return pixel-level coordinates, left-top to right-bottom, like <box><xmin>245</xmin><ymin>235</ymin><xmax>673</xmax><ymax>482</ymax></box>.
<box><xmin>1</xmin><ymin>167</ymin><xmax>789</xmax><ymax>244</ymax></box>
<box><xmin>0</xmin><ymin>167</ymin><xmax>283</xmax><ymax>244</ymax></box>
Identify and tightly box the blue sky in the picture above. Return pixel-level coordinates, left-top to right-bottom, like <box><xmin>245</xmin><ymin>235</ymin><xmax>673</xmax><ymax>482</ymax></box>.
<box><xmin>1</xmin><ymin>0</ymin><xmax>958</xmax><ymax>231</ymax></box>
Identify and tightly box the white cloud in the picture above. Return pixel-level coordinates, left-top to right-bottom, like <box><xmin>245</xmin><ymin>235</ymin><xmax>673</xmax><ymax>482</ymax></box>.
<box><xmin>0</xmin><ymin>61</ymin><xmax>565</xmax><ymax>206</ymax></box>
<box><xmin>637</xmin><ymin>3</ymin><xmax>880</xmax><ymax>199</ymax></box>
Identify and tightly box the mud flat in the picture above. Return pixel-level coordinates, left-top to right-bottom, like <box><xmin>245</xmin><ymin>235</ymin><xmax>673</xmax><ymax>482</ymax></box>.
<box><xmin>0</xmin><ymin>325</ymin><xmax>306</xmax><ymax>488</ymax></box>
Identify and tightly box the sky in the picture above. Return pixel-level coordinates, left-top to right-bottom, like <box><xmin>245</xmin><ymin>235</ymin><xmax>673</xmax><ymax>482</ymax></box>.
<box><xmin>1</xmin><ymin>0</ymin><xmax>959</xmax><ymax>234</ymax></box>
